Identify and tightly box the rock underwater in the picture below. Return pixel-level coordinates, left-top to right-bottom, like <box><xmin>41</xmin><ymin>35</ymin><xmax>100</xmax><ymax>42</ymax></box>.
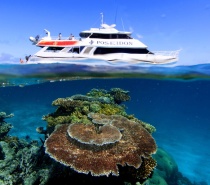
<box><xmin>43</xmin><ymin>88</ymin><xmax>157</xmax><ymax>183</ymax></box>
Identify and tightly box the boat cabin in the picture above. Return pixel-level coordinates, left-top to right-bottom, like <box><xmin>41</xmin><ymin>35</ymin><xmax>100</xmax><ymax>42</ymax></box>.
<box><xmin>79</xmin><ymin>33</ymin><xmax>132</xmax><ymax>39</ymax></box>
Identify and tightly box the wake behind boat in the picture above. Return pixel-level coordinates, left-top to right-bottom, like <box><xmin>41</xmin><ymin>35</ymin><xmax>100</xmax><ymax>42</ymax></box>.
<box><xmin>26</xmin><ymin>14</ymin><xmax>180</xmax><ymax>65</ymax></box>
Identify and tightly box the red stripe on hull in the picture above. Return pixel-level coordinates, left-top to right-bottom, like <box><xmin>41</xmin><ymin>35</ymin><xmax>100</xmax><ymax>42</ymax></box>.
<box><xmin>37</xmin><ymin>40</ymin><xmax>78</xmax><ymax>46</ymax></box>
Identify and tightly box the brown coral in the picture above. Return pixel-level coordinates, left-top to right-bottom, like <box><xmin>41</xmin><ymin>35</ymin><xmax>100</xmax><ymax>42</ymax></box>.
<box><xmin>45</xmin><ymin>113</ymin><xmax>156</xmax><ymax>177</ymax></box>
<box><xmin>137</xmin><ymin>156</ymin><xmax>157</xmax><ymax>179</ymax></box>
<box><xmin>67</xmin><ymin>123</ymin><xmax>122</xmax><ymax>146</ymax></box>
<box><xmin>88</xmin><ymin>112</ymin><xmax>112</xmax><ymax>125</ymax></box>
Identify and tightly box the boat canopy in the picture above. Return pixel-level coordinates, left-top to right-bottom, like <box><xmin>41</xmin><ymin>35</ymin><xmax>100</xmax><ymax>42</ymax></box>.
<box><xmin>79</xmin><ymin>23</ymin><xmax>131</xmax><ymax>38</ymax></box>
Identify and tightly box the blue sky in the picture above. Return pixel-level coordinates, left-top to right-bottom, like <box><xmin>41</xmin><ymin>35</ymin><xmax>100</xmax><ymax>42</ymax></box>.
<box><xmin>0</xmin><ymin>0</ymin><xmax>210</xmax><ymax>65</ymax></box>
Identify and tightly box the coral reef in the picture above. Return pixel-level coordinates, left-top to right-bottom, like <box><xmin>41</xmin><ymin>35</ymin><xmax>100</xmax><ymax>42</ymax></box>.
<box><xmin>99</xmin><ymin>103</ymin><xmax>125</xmax><ymax>115</ymax></box>
<box><xmin>42</xmin><ymin>88</ymin><xmax>153</xmax><ymax>135</ymax></box>
<box><xmin>0</xmin><ymin>112</ymin><xmax>14</xmax><ymax>139</ymax></box>
<box><xmin>41</xmin><ymin>88</ymin><xmax>207</xmax><ymax>184</ymax></box>
<box><xmin>0</xmin><ymin>112</ymin><xmax>52</xmax><ymax>185</ymax></box>
<box><xmin>145</xmin><ymin>148</ymin><xmax>206</xmax><ymax>185</ymax></box>
<box><xmin>137</xmin><ymin>156</ymin><xmax>157</xmax><ymax>180</ymax></box>
<box><xmin>110</xmin><ymin>88</ymin><xmax>130</xmax><ymax>104</ymax></box>
<box><xmin>0</xmin><ymin>112</ymin><xmax>14</xmax><ymax>122</ymax></box>
<box><xmin>86</xmin><ymin>88</ymin><xmax>131</xmax><ymax>104</ymax></box>
<box><xmin>0</xmin><ymin>122</ymin><xmax>13</xmax><ymax>138</ymax></box>
<box><xmin>44</xmin><ymin>113</ymin><xmax>157</xmax><ymax>179</ymax></box>
<box><xmin>153</xmin><ymin>148</ymin><xmax>178</xmax><ymax>182</ymax></box>
<box><xmin>0</xmin><ymin>88</ymin><xmax>206</xmax><ymax>185</ymax></box>
<box><xmin>0</xmin><ymin>140</ymin><xmax>51</xmax><ymax>185</ymax></box>
<box><xmin>41</xmin><ymin>88</ymin><xmax>159</xmax><ymax>184</ymax></box>
<box><xmin>67</xmin><ymin>122</ymin><xmax>122</xmax><ymax>146</ymax></box>
<box><xmin>71</xmin><ymin>94</ymin><xmax>112</xmax><ymax>104</ymax></box>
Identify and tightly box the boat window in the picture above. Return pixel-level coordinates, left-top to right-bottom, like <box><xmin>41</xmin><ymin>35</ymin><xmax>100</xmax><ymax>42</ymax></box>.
<box><xmin>45</xmin><ymin>47</ymin><xmax>64</xmax><ymax>52</ymax></box>
<box><xmin>83</xmin><ymin>47</ymin><xmax>93</xmax><ymax>54</ymax></box>
<box><xmin>110</xmin><ymin>34</ymin><xmax>116</xmax><ymax>39</ymax></box>
<box><xmin>117</xmin><ymin>34</ymin><xmax>130</xmax><ymax>39</ymax></box>
<box><xmin>88</xmin><ymin>33</ymin><xmax>132</xmax><ymax>39</ymax></box>
<box><xmin>90</xmin><ymin>34</ymin><xmax>110</xmax><ymax>39</ymax></box>
<box><xmin>68</xmin><ymin>46</ymin><xmax>85</xmax><ymax>53</ymax></box>
<box><xmin>111</xmin><ymin>34</ymin><xmax>132</xmax><ymax>39</ymax></box>
<box><xmin>80</xmin><ymin>46</ymin><xmax>85</xmax><ymax>52</ymax></box>
<box><xmin>94</xmin><ymin>48</ymin><xmax>152</xmax><ymax>55</ymax></box>
<box><xmin>68</xmin><ymin>47</ymin><xmax>78</xmax><ymax>53</ymax></box>
<box><xmin>79</xmin><ymin>33</ymin><xmax>91</xmax><ymax>38</ymax></box>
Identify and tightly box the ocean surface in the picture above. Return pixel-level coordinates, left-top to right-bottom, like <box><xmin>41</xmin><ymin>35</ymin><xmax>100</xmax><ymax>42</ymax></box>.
<box><xmin>0</xmin><ymin>62</ymin><xmax>210</xmax><ymax>184</ymax></box>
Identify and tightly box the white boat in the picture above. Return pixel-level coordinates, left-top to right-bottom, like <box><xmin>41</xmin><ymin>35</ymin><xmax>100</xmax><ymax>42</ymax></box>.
<box><xmin>27</xmin><ymin>15</ymin><xmax>180</xmax><ymax>65</ymax></box>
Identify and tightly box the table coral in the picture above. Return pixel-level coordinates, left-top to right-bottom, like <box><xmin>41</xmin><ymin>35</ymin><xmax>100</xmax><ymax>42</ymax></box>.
<box><xmin>44</xmin><ymin>113</ymin><xmax>157</xmax><ymax>178</ymax></box>
<box><xmin>67</xmin><ymin>123</ymin><xmax>122</xmax><ymax>146</ymax></box>
<box><xmin>71</xmin><ymin>94</ymin><xmax>112</xmax><ymax>104</ymax></box>
<box><xmin>52</xmin><ymin>98</ymin><xmax>83</xmax><ymax>111</ymax></box>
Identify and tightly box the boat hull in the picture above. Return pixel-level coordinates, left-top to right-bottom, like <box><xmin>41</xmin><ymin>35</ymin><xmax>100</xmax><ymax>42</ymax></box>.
<box><xmin>26</xmin><ymin>53</ymin><xmax>178</xmax><ymax>65</ymax></box>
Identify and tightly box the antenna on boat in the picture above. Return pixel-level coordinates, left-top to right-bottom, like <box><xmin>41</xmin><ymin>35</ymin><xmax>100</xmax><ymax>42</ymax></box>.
<box><xmin>100</xmin><ymin>12</ymin><xmax>104</xmax><ymax>25</ymax></box>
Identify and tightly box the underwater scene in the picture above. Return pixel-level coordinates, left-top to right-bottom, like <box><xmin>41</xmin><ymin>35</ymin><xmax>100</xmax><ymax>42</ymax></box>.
<box><xmin>0</xmin><ymin>63</ymin><xmax>210</xmax><ymax>185</ymax></box>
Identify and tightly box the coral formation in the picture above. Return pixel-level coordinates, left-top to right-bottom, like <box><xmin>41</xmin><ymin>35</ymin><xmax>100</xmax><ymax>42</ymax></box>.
<box><xmin>42</xmin><ymin>88</ymin><xmax>159</xmax><ymax>183</ymax></box>
<box><xmin>0</xmin><ymin>88</ymin><xmax>204</xmax><ymax>185</ymax></box>
<box><xmin>0</xmin><ymin>112</ymin><xmax>14</xmax><ymax>139</ymax></box>
<box><xmin>146</xmin><ymin>172</ymin><xmax>168</xmax><ymax>185</ymax></box>
<box><xmin>144</xmin><ymin>148</ymin><xmax>201</xmax><ymax>185</ymax></box>
<box><xmin>0</xmin><ymin>112</ymin><xmax>52</xmax><ymax>185</ymax></box>
<box><xmin>71</xmin><ymin>94</ymin><xmax>112</xmax><ymax>104</ymax></box>
<box><xmin>110</xmin><ymin>88</ymin><xmax>131</xmax><ymax>104</ymax></box>
<box><xmin>44</xmin><ymin>113</ymin><xmax>157</xmax><ymax>178</ymax></box>
<box><xmin>99</xmin><ymin>103</ymin><xmax>125</xmax><ymax>115</ymax></box>
<box><xmin>132</xmin><ymin>119</ymin><xmax>156</xmax><ymax>134</ymax></box>
<box><xmin>0</xmin><ymin>139</ymin><xmax>51</xmax><ymax>185</ymax></box>
<box><xmin>151</xmin><ymin>148</ymin><xmax>178</xmax><ymax>183</ymax></box>
<box><xmin>137</xmin><ymin>156</ymin><xmax>157</xmax><ymax>180</ymax></box>
<box><xmin>42</xmin><ymin>88</ymin><xmax>131</xmax><ymax>133</ymax></box>
<box><xmin>0</xmin><ymin>112</ymin><xmax>14</xmax><ymax>122</ymax></box>
<box><xmin>0</xmin><ymin>122</ymin><xmax>13</xmax><ymax>138</ymax></box>
<box><xmin>67</xmin><ymin>122</ymin><xmax>122</xmax><ymax>146</ymax></box>
<box><xmin>43</xmin><ymin>88</ymin><xmax>150</xmax><ymax>129</ymax></box>
<box><xmin>86</xmin><ymin>88</ymin><xmax>110</xmax><ymax>98</ymax></box>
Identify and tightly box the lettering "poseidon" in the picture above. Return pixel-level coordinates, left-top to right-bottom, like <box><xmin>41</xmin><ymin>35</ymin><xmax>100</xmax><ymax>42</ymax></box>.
<box><xmin>96</xmin><ymin>40</ymin><xmax>133</xmax><ymax>46</ymax></box>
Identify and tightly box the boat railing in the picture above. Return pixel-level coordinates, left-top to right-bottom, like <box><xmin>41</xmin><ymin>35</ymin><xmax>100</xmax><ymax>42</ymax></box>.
<box><xmin>41</xmin><ymin>36</ymin><xmax>80</xmax><ymax>41</ymax></box>
<box><xmin>153</xmin><ymin>50</ymin><xmax>181</xmax><ymax>58</ymax></box>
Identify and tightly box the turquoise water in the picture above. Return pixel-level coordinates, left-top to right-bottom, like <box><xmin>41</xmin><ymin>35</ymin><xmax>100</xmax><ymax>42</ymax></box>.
<box><xmin>0</xmin><ymin>63</ymin><xmax>210</xmax><ymax>184</ymax></box>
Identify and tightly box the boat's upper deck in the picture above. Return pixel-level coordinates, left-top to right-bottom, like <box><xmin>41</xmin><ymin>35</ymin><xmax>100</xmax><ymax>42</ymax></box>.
<box><xmin>31</xmin><ymin>23</ymin><xmax>147</xmax><ymax>48</ymax></box>
<box><xmin>79</xmin><ymin>24</ymin><xmax>132</xmax><ymax>39</ymax></box>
